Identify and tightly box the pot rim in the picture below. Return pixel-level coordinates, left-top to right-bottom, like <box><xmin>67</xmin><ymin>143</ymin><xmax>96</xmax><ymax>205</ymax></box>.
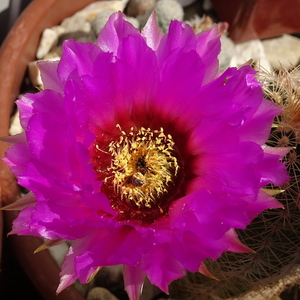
<box><xmin>0</xmin><ymin>1</ymin><xmax>101</xmax><ymax>299</ymax></box>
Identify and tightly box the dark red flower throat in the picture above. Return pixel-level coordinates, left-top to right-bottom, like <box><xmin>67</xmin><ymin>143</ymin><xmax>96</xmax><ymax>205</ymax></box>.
<box><xmin>90</xmin><ymin>123</ymin><xmax>190</xmax><ymax>224</ymax></box>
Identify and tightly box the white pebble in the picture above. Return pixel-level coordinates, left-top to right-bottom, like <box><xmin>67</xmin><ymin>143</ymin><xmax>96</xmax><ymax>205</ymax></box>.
<box><xmin>125</xmin><ymin>16</ymin><xmax>140</xmax><ymax>29</ymax></box>
<box><xmin>262</xmin><ymin>34</ymin><xmax>300</xmax><ymax>70</ymax></box>
<box><xmin>230</xmin><ymin>39</ymin><xmax>271</xmax><ymax>71</ymax></box>
<box><xmin>47</xmin><ymin>241</ymin><xmax>69</xmax><ymax>267</ymax></box>
<box><xmin>61</xmin><ymin>14</ymin><xmax>91</xmax><ymax>34</ymax></box>
<box><xmin>92</xmin><ymin>10</ymin><xmax>115</xmax><ymax>35</ymax></box>
<box><xmin>28</xmin><ymin>60</ymin><xmax>43</xmax><ymax>87</ymax></box>
<box><xmin>126</xmin><ymin>0</ymin><xmax>157</xmax><ymax>17</ymax></box>
<box><xmin>9</xmin><ymin>110</ymin><xmax>23</xmax><ymax>136</ymax></box>
<box><xmin>155</xmin><ymin>0</ymin><xmax>184</xmax><ymax>33</ymax></box>
<box><xmin>219</xmin><ymin>35</ymin><xmax>235</xmax><ymax>70</ymax></box>
<box><xmin>74</xmin><ymin>1</ymin><xmax>125</xmax><ymax>22</ymax></box>
<box><xmin>51</xmin><ymin>25</ymin><xmax>66</xmax><ymax>37</ymax></box>
<box><xmin>36</xmin><ymin>28</ymin><xmax>59</xmax><ymax>60</ymax></box>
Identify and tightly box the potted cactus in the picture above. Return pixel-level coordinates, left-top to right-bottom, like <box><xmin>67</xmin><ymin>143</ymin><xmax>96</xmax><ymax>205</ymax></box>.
<box><xmin>1</xmin><ymin>1</ymin><xmax>300</xmax><ymax>300</ymax></box>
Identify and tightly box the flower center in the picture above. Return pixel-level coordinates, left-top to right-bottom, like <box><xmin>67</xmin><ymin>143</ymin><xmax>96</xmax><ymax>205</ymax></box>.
<box><xmin>106</xmin><ymin>125</ymin><xmax>179</xmax><ymax>209</ymax></box>
<box><xmin>91</xmin><ymin>124</ymin><xmax>183</xmax><ymax>223</ymax></box>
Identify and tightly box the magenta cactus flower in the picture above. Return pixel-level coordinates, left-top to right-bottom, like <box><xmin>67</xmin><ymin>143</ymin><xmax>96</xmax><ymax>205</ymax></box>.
<box><xmin>3</xmin><ymin>12</ymin><xmax>289</xmax><ymax>299</ymax></box>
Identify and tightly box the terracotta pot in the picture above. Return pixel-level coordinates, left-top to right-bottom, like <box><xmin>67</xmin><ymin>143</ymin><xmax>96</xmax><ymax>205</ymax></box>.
<box><xmin>211</xmin><ymin>0</ymin><xmax>300</xmax><ymax>43</ymax></box>
<box><xmin>0</xmin><ymin>0</ymin><xmax>103</xmax><ymax>299</ymax></box>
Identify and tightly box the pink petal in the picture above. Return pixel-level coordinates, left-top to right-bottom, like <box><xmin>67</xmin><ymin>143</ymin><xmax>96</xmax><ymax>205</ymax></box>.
<box><xmin>141</xmin><ymin>12</ymin><xmax>164</xmax><ymax>50</ymax></box>
<box><xmin>1</xmin><ymin>191</ymin><xmax>36</xmax><ymax>211</ymax></box>
<box><xmin>38</xmin><ymin>60</ymin><xmax>64</xmax><ymax>93</ymax></box>
<box><xmin>0</xmin><ymin>133</ymin><xmax>26</xmax><ymax>145</ymax></box>
<box><xmin>237</xmin><ymin>98</ymin><xmax>282</xmax><ymax>144</ymax></box>
<box><xmin>124</xmin><ymin>264</ymin><xmax>146</xmax><ymax>300</ymax></box>
<box><xmin>263</xmin><ymin>145</ymin><xmax>291</xmax><ymax>158</ymax></box>
<box><xmin>58</xmin><ymin>40</ymin><xmax>101</xmax><ymax>84</ymax></box>
<box><xmin>141</xmin><ymin>245</ymin><xmax>186</xmax><ymax>293</ymax></box>
<box><xmin>195</xmin><ymin>24</ymin><xmax>221</xmax><ymax>84</ymax></box>
<box><xmin>199</xmin><ymin>262</ymin><xmax>218</xmax><ymax>280</ymax></box>
<box><xmin>16</xmin><ymin>95</ymin><xmax>34</xmax><ymax>130</ymax></box>
<box><xmin>96</xmin><ymin>11</ymin><xmax>139</xmax><ymax>55</ymax></box>
<box><xmin>224</xmin><ymin>229</ymin><xmax>253</xmax><ymax>253</ymax></box>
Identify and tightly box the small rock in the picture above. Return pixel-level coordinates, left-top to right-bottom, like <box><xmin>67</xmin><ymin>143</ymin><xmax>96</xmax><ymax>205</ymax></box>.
<box><xmin>61</xmin><ymin>14</ymin><xmax>91</xmax><ymax>34</ymax></box>
<box><xmin>126</xmin><ymin>0</ymin><xmax>157</xmax><ymax>17</ymax></box>
<box><xmin>155</xmin><ymin>0</ymin><xmax>184</xmax><ymax>33</ymax></box>
<box><xmin>262</xmin><ymin>34</ymin><xmax>300</xmax><ymax>69</ymax></box>
<box><xmin>9</xmin><ymin>110</ymin><xmax>23</xmax><ymax>136</ymax></box>
<box><xmin>43</xmin><ymin>46</ymin><xmax>62</xmax><ymax>60</ymax></box>
<box><xmin>92</xmin><ymin>10</ymin><xmax>116</xmax><ymax>36</ymax></box>
<box><xmin>51</xmin><ymin>25</ymin><xmax>66</xmax><ymax>37</ymax></box>
<box><xmin>175</xmin><ymin>0</ymin><xmax>196</xmax><ymax>7</ymax></box>
<box><xmin>36</xmin><ymin>28</ymin><xmax>60</xmax><ymax>59</ymax></box>
<box><xmin>230</xmin><ymin>39</ymin><xmax>271</xmax><ymax>71</ymax></box>
<box><xmin>125</xmin><ymin>16</ymin><xmax>140</xmax><ymax>29</ymax></box>
<box><xmin>219</xmin><ymin>35</ymin><xmax>235</xmax><ymax>70</ymax></box>
<box><xmin>28</xmin><ymin>60</ymin><xmax>43</xmax><ymax>87</ymax></box>
<box><xmin>93</xmin><ymin>266</ymin><xmax>125</xmax><ymax>298</ymax></box>
<box><xmin>87</xmin><ymin>287</ymin><xmax>119</xmax><ymax>300</ymax></box>
<box><xmin>58</xmin><ymin>31</ymin><xmax>96</xmax><ymax>45</ymax></box>
<box><xmin>183</xmin><ymin>0</ymin><xmax>203</xmax><ymax>20</ymax></box>
<box><xmin>203</xmin><ymin>0</ymin><xmax>212</xmax><ymax>10</ymax></box>
<box><xmin>74</xmin><ymin>280</ymin><xmax>94</xmax><ymax>297</ymax></box>
<box><xmin>47</xmin><ymin>241</ymin><xmax>69</xmax><ymax>267</ymax></box>
<box><xmin>94</xmin><ymin>265</ymin><xmax>123</xmax><ymax>287</ymax></box>
<box><xmin>28</xmin><ymin>58</ymin><xmax>60</xmax><ymax>88</ymax></box>
<box><xmin>74</xmin><ymin>1</ymin><xmax>125</xmax><ymax>22</ymax></box>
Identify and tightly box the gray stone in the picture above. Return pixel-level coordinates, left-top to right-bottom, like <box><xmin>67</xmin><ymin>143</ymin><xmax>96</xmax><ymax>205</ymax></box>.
<box><xmin>47</xmin><ymin>241</ymin><xmax>69</xmax><ymax>267</ymax></box>
<box><xmin>61</xmin><ymin>14</ymin><xmax>91</xmax><ymax>34</ymax></box>
<box><xmin>230</xmin><ymin>39</ymin><xmax>271</xmax><ymax>71</ymax></box>
<box><xmin>92</xmin><ymin>11</ymin><xmax>139</xmax><ymax>36</ymax></box>
<box><xmin>74</xmin><ymin>1</ymin><xmax>125</xmax><ymax>22</ymax></box>
<box><xmin>203</xmin><ymin>0</ymin><xmax>212</xmax><ymax>10</ymax></box>
<box><xmin>94</xmin><ymin>265</ymin><xmax>123</xmax><ymax>286</ymax></box>
<box><xmin>219</xmin><ymin>35</ymin><xmax>236</xmax><ymax>70</ymax></box>
<box><xmin>155</xmin><ymin>0</ymin><xmax>184</xmax><ymax>33</ymax></box>
<box><xmin>28</xmin><ymin>60</ymin><xmax>43</xmax><ymax>87</ymax></box>
<box><xmin>125</xmin><ymin>16</ymin><xmax>140</xmax><ymax>29</ymax></box>
<box><xmin>43</xmin><ymin>46</ymin><xmax>62</xmax><ymax>60</ymax></box>
<box><xmin>176</xmin><ymin>0</ymin><xmax>196</xmax><ymax>7</ymax></box>
<box><xmin>87</xmin><ymin>287</ymin><xmax>119</xmax><ymax>300</ymax></box>
<box><xmin>58</xmin><ymin>31</ymin><xmax>96</xmax><ymax>45</ymax></box>
<box><xmin>262</xmin><ymin>34</ymin><xmax>300</xmax><ymax>69</ymax></box>
<box><xmin>126</xmin><ymin>0</ymin><xmax>157</xmax><ymax>17</ymax></box>
<box><xmin>92</xmin><ymin>10</ymin><xmax>115</xmax><ymax>36</ymax></box>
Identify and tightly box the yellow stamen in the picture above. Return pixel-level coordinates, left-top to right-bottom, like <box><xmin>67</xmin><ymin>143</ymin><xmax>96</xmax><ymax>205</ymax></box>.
<box><xmin>105</xmin><ymin>125</ymin><xmax>179</xmax><ymax>208</ymax></box>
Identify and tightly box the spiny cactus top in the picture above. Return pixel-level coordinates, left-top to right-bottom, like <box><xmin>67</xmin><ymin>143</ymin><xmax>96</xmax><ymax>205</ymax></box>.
<box><xmin>3</xmin><ymin>12</ymin><xmax>289</xmax><ymax>300</ymax></box>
